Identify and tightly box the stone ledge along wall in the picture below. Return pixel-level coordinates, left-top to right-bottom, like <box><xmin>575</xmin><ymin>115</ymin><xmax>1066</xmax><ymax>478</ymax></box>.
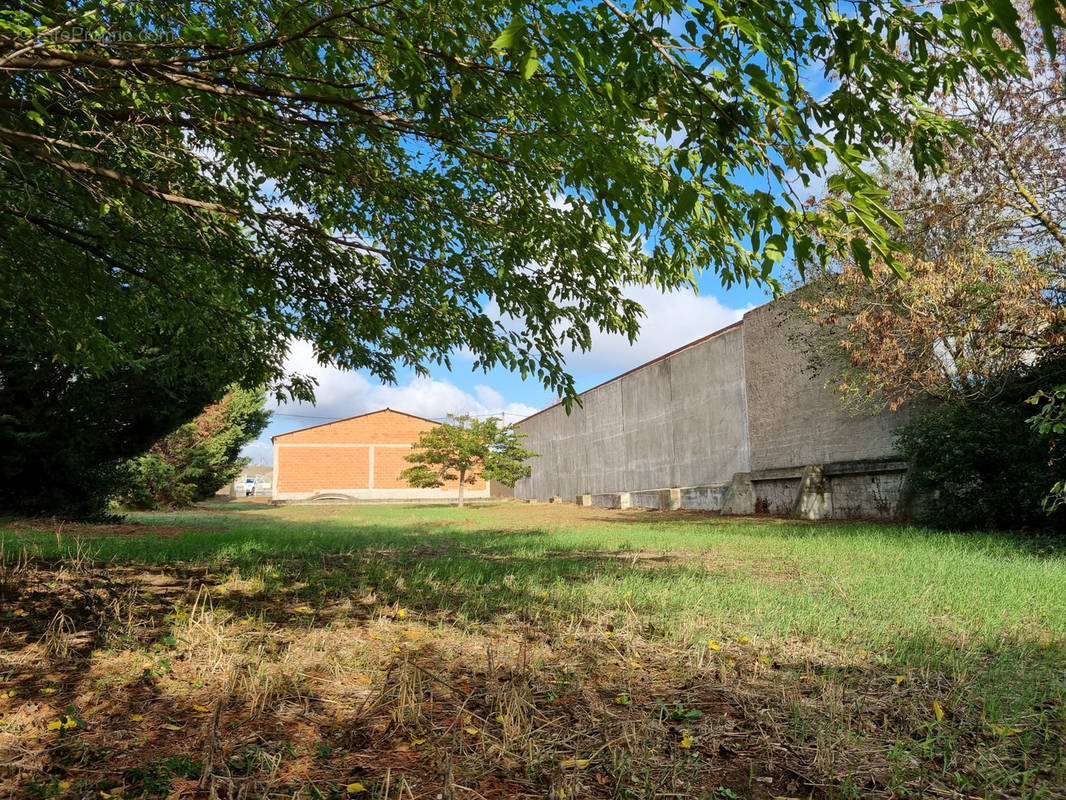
<box><xmin>514</xmin><ymin>295</ymin><xmax>911</xmax><ymax>520</ymax></box>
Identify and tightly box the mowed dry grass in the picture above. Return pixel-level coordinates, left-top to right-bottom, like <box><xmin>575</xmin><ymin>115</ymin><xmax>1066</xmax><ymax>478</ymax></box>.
<box><xmin>0</xmin><ymin>501</ymin><xmax>1063</xmax><ymax>800</ymax></box>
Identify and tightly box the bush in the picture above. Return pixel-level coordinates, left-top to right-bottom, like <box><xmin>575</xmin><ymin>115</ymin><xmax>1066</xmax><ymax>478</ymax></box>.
<box><xmin>895</xmin><ymin>357</ymin><xmax>1066</xmax><ymax>532</ymax></box>
<box><xmin>119</xmin><ymin>388</ymin><xmax>271</xmax><ymax>509</ymax></box>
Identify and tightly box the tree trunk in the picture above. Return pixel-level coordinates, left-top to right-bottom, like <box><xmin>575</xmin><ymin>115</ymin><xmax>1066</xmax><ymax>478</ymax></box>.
<box><xmin>457</xmin><ymin>470</ymin><xmax>465</xmax><ymax>508</ymax></box>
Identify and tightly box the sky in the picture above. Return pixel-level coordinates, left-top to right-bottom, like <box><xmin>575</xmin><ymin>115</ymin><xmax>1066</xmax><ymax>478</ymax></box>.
<box><xmin>242</xmin><ymin>275</ymin><xmax>777</xmax><ymax>465</ymax></box>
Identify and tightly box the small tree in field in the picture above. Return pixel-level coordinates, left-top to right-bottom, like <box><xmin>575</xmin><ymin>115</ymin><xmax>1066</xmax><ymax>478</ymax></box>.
<box><xmin>400</xmin><ymin>416</ymin><xmax>536</xmax><ymax>507</ymax></box>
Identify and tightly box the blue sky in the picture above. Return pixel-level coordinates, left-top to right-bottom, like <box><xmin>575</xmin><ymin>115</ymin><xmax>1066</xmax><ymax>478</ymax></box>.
<box><xmin>244</xmin><ymin>272</ymin><xmax>778</xmax><ymax>464</ymax></box>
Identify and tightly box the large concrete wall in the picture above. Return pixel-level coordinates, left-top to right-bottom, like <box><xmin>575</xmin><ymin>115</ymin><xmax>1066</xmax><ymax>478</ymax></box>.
<box><xmin>514</xmin><ymin>295</ymin><xmax>910</xmax><ymax>517</ymax></box>
<box><xmin>515</xmin><ymin>323</ymin><xmax>751</xmax><ymax>499</ymax></box>
<box><xmin>742</xmin><ymin>297</ymin><xmax>906</xmax><ymax>471</ymax></box>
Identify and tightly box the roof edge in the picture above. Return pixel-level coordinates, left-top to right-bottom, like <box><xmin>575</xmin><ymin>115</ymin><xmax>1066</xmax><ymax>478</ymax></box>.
<box><xmin>517</xmin><ymin>316</ymin><xmax>746</xmax><ymax>426</ymax></box>
<box><xmin>271</xmin><ymin>407</ymin><xmax>442</xmax><ymax>442</ymax></box>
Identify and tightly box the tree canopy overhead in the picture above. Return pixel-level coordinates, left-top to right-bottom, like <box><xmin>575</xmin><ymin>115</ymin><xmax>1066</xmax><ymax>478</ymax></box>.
<box><xmin>2</xmin><ymin>0</ymin><xmax>1062</xmax><ymax>402</ymax></box>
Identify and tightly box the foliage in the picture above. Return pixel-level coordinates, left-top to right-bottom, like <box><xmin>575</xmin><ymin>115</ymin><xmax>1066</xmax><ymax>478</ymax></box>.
<box><xmin>1028</xmin><ymin>384</ymin><xmax>1066</xmax><ymax>512</ymax></box>
<box><xmin>0</xmin><ymin>318</ymin><xmax>253</xmax><ymax>520</ymax></box>
<box><xmin>895</xmin><ymin>357</ymin><xmax>1066</xmax><ymax>532</ymax></box>
<box><xmin>796</xmin><ymin>5</ymin><xmax>1066</xmax><ymax>407</ymax></box>
<box><xmin>400</xmin><ymin>414</ymin><xmax>536</xmax><ymax>506</ymax></box>
<box><xmin>120</xmin><ymin>387</ymin><xmax>271</xmax><ymax>509</ymax></box>
<box><xmin>0</xmin><ymin>1</ymin><xmax>1059</xmax><ymax>403</ymax></box>
<box><xmin>796</xmin><ymin>244</ymin><xmax>1063</xmax><ymax>411</ymax></box>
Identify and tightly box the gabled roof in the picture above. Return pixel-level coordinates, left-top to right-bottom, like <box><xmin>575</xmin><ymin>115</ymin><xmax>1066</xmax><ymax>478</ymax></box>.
<box><xmin>271</xmin><ymin>407</ymin><xmax>441</xmax><ymax>442</ymax></box>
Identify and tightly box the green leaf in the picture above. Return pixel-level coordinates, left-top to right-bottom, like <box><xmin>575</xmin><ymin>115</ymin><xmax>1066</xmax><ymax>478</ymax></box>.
<box><xmin>520</xmin><ymin>45</ymin><xmax>539</xmax><ymax>80</ymax></box>
<box><xmin>987</xmin><ymin>0</ymin><xmax>1025</xmax><ymax>50</ymax></box>
<box><xmin>1031</xmin><ymin>0</ymin><xmax>1063</xmax><ymax>57</ymax></box>
<box><xmin>491</xmin><ymin>16</ymin><xmax>527</xmax><ymax>51</ymax></box>
<box><xmin>763</xmin><ymin>234</ymin><xmax>786</xmax><ymax>263</ymax></box>
<box><xmin>849</xmin><ymin>237</ymin><xmax>873</xmax><ymax>276</ymax></box>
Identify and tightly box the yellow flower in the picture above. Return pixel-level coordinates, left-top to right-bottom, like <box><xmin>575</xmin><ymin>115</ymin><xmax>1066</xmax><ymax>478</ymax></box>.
<box><xmin>57</xmin><ymin>781</ymin><xmax>71</xmax><ymax>791</ymax></box>
<box><xmin>47</xmin><ymin>715</ymin><xmax>78</xmax><ymax>731</ymax></box>
<box><xmin>129</xmin><ymin>714</ymin><xmax>143</xmax><ymax>722</ymax></box>
<box><xmin>736</xmin><ymin>635</ymin><xmax>750</xmax><ymax>644</ymax></box>
<box><xmin>614</xmin><ymin>694</ymin><xmax>631</xmax><ymax>706</ymax></box>
<box><xmin>397</xmin><ymin>609</ymin><xmax>406</xmax><ymax>618</ymax></box>
<box><xmin>707</xmin><ymin>639</ymin><xmax>721</xmax><ymax>651</ymax></box>
<box><xmin>896</xmin><ymin>675</ymin><xmax>906</xmax><ymax>684</ymax></box>
<box><xmin>679</xmin><ymin>730</ymin><xmax>694</xmax><ymax>749</ymax></box>
<box><xmin>346</xmin><ymin>782</ymin><xmax>367</xmax><ymax>794</ymax></box>
<box><xmin>465</xmin><ymin>726</ymin><xmax>480</xmax><ymax>735</ymax></box>
<box><xmin>40</xmin><ymin>687</ymin><xmax>57</xmax><ymax>695</ymax></box>
<box><xmin>192</xmin><ymin>705</ymin><xmax>210</xmax><ymax>713</ymax></box>
<box><xmin>12</xmin><ymin>609</ymin><xmax>27</xmax><ymax>617</ymax></box>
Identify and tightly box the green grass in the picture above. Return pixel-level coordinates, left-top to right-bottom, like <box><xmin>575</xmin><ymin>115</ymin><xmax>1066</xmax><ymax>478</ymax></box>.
<box><xmin>14</xmin><ymin>502</ymin><xmax>1065</xmax><ymax>646</ymax></box>
<box><xmin>2</xmin><ymin>502</ymin><xmax>1064</xmax><ymax>798</ymax></box>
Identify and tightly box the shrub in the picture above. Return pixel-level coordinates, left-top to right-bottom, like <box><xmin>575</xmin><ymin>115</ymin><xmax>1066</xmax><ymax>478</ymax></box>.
<box><xmin>895</xmin><ymin>357</ymin><xmax>1066</xmax><ymax>532</ymax></box>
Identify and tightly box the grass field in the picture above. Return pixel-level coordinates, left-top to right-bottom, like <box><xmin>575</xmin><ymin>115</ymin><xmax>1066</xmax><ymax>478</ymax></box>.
<box><xmin>0</xmin><ymin>501</ymin><xmax>1063</xmax><ymax>799</ymax></box>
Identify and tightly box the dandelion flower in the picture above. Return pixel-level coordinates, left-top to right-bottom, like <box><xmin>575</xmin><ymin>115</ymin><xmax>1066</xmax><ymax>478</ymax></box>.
<box><xmin>679</xmin><ymin>730</ymin><xmax>694</xmax><ymax>749</ymax></box>
<box><xmin>707</xmin><ymin>639</ymin><xmax>721</xmax><ymax>651</ymax></box>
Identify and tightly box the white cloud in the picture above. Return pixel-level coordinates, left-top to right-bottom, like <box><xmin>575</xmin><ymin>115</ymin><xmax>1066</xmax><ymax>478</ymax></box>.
<box><xmin>563</xmin><ymin>285</ymin><xmax>749</xmax><ymax>375</ymax></box>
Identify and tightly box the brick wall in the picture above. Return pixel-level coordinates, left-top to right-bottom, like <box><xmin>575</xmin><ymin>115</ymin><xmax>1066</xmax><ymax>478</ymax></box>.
<box><xmin>276</xmin><ymin>446</ymin><xmax>371</xmax><ymax>493</ymax></box>
<box><xmin>273</xmin><ymin>409</ymin><xmax>487</xmax><ymax>497</ymax></box>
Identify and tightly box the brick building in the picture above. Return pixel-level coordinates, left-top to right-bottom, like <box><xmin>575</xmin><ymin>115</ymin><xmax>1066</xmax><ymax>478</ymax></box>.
<box><xmin>271</xmin><ymin>408</ymin><xmax>490</xmax><ymax>502</ymax></box>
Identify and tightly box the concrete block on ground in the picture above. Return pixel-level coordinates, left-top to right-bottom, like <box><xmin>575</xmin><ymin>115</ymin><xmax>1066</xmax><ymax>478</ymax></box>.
<box><xmin>576</xmin><ymin>493</ymin><xmax>592</xmax><ymax>506</ymax></box>
<box><xmin>680</xmin><ymin>484</ymin><xmax>729</xmax><ymax>511</ymax></box>
<box><xmin>721</xmin><ymin>472</ymin><xmax>755</xmax><ymax>515</ymax></box>
<box><xmin>549</xmin><ymin>495</ymin><xmax>562</xmax><ymax>503</ymax></box>
<box><xmin>659</xmin><ymin>488</ymin><xmax>681</xmax><ymax>511</ymax></box>
<box><xmin>792</xmin><ymin>465</ymin><xmax>832</xmax><ymax>520</ymax></box>
<box><xmin>630</xmin><ymin>490</ymin><xmax>661</xmax><ymax>509</ymax></box>
<box><xmin>618</xmin><ymin>492</ymin><xmax>631</xmax><ymax>510</ymax></box>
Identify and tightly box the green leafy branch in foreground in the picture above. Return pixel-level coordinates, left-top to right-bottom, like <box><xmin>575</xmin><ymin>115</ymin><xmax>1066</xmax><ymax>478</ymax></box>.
<box><xmin>1</xmin><ymin>0</ymin><xmax>1059</xmax><ymax>403</ymax></box>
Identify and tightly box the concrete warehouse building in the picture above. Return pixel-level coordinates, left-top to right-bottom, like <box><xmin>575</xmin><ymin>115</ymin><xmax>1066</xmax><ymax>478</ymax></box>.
<box><xmin>513</xmin><ymin>295</ymin><xmax>910</xmax><ymax>519</ymax></box>
<box><xmin>271</xmin><ymin>408</ymin><xmax>490</xmax><ymax>502</ymax></box>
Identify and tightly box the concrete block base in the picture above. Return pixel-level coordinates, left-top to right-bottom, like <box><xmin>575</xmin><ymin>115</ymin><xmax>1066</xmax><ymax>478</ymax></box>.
<box><xmin>659</xmin><ymin>487</ymin><xmax>681</xmax><ymax>511</ymax></box>
<box><xmin>721</xmin><ymin>473</ymin><xmax>755</xmax><ymax>515</ymax></box>
<box><xmin>576</xmin><ymin>493</ymin><xmax>592</xmax><ymax>507</ymax></box>
<box><xmin>792</xmin><ymin>465</ymin><xmax>832</xmax><ymax>520</ymax></box>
